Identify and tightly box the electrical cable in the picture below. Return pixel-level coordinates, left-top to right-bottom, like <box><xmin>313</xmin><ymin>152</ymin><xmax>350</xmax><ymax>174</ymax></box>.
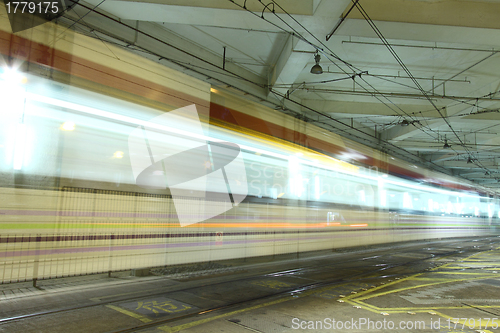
<box><xmin>270</xmin><ymin>0</ymin><xmax>499</xmax><ymax>182</ymax></box>
<box><xmin>63</xmin><ymin>1</ymin><xmax>497</xmax><ymax>185</ymax></box>
<box><xmin>352</xmin><ymin>1</ymin><xmax>494</xmax><ymax>176</ymax></box>
<box><xmin>265</xmin><ymin>0</ymin><xmax>446</xmax><ymax>144</ymax></box>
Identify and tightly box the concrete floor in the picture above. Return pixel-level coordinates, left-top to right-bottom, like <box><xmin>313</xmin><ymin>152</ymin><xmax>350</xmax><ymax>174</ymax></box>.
<box><xmin>1</xmin><ymin>237</ymin><xmax>499</xmax><ymax>333</ymax></box>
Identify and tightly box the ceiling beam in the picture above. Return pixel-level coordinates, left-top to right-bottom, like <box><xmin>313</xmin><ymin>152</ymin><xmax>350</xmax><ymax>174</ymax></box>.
<box><xmin>82</xmin><ymin>0</ymin><xmax>284</xmax><ymax>31</ymax></box>
<box><xmin>64</xmin><ymin>6</ymin><xmax>268</xmax><ymax>98</ymax></box>
<box><xmin>459</xmin><ymin>171</ymin><xmax>494</xmax><ymax>177</ymax></box>
<box><xmin>110</xmin><ymin>0</ymin><xmax>317</xmax><ymax>15</ymax></box>
<box><xmin>439</xmin><ymin>160</ymin><xmax>498</xmax><ymax>169</ymax></box>
<box><xmin>268</xmin><ymin>36</ymin><xmax>311</xmax><ymax>95</ymax></box>
<box><xmin>382</xmin><ymin>120</ymin><xmax>442</xmax><ymax>142</ymax></box>
<box><xmin>302</xmin><ymin>99</ymin><xmax>445</xmax><ymax>117</ymax></box>
<box><xmin>420</xmin><ymin>152</ymin><xmax>458</xmax><ymax>163</ymax></box>
<box><xmin>267</xmin><ymin>0</ymin><xmax>351</xmax><ymax>95</ymax></box>
<box><xmin>297</xmin><ymin>88</ymin><xmax>500</xmax><ymax>102</ymax></box>
<box><xmin>398</xmin><ymin>143</ymin><xmax>500</xmax><ymax>154</ymax></box>
<box><xmin>483</xmin><ymin>183</ymin><xmax>500</xmax><ymax>187</ymax></box>
<box><xmin>474</xmin><ymin>179</ymin><xmax>500</xmax><ymax>185</ymax></box>
<box><xmin>336</xmin><ymin>20</ymin><xmax>500</xmax><ymax>48</ymax></box>
<box><xmin>343</xmin><ymin>0</ymin><xmax>500</xmax><ymax>30</ymax></box>
<box><xmin>465</xmin><ymin>175</ymin><xmax>500</xmax><ymax>180</ymax></box>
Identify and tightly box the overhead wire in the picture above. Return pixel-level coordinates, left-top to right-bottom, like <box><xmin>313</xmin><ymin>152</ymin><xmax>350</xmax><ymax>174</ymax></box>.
<box><xmin>267</xmin><ymin>0</ymin><xmax>419</xmax><ymax>119</ymax></box>
<box><xmin>57</xmin><ymin>16</ymin><xmax>257</xmax><ymax>83</ymax></box>
<box><xmin>63</xmin><ymin>0</ymin><xmax>496</xmax><ymax>182</ymax></box>
<box><xmin>352</xmin><ymin>1</ymin><xmax>495</xmax><ymax>176</ymax></box>
<box><xmin>52</xmin><ymin>0</ymin><xmax>107</xmax><ymax>45</ymax></box>
<box><xmin>227</xmin><ymin>0</ymin><xmax>412</xmax><ymax>121</ymax></box>
<box><xmin>233</xmin><ymin>0</ymin><xmax>495</xmax><ymax>178</ymax></box>
<box><xmin>272</xmin><ymin>74</ymin><xmax>359</xmax><ymax>87</ymax></box>
<box><xmin>264</xmin><ymin>0</ymin><xmax>447</xmax><ymax>144</ymax></box>
<box><xmin>425</xmin><ymin>52</ymin><xmax>497</xmax><ymax>94</ymax></box>
<box><xmin>260</xmin><ymin>4</ymin><xmax>435</xmax><ymax>138</ymax></box>
<box><xmin>61</xmin><ymin>4</ymin><xmax>431</xmax><ymax>168</ymax></box>
<box><xmin>268</xmin><ymin>0</ymin><xmax>499</xmax><ymax>182</ymax></box>
<box><xmin>351</xmin><ymin>2</ymin><xmax>448</xmax><ymax>139</ymax></box>
<box><xmin>353</xmin><ymin>2</ymin><xmax>492</xmax><ymax>151</ymax></box>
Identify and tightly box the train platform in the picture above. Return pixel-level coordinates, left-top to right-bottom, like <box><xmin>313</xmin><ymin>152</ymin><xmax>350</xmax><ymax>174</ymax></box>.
<box><xmin>1</xmin><ymin>236</ymin><xmax>500</xmax><ymax>333</ymax></box>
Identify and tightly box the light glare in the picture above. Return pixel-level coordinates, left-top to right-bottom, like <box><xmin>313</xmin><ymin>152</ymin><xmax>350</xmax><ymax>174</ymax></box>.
<box><xmin>113</xmin><ymin>151</ymin><xmax>124</xmax><ymax>159</ymax></box>
<box><xmin>61</xmin><ymin>122</ymin><xmax>75</xmax><ymax>131</ymax></box>
<box><xmin>0</xmin><ymin>68</ymin><xmax>26</xmax><ymax>84</ymax></box>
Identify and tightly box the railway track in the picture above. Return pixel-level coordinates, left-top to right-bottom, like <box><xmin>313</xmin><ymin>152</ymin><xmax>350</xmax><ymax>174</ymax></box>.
<box><xmin>1</xmin><ymin>237</ymin><xmax>498</xmax><ymax>333</ymax></box>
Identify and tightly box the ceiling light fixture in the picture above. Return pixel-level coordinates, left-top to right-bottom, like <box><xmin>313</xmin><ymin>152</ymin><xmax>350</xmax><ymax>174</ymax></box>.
<box><xmin>443</xmin><ymin>139</ymin><xmax>451</xmax><ymax>149</ymax></box>
<box><xmin>310</xmin><ymin>52</ymin><xmax>323</xmax><ymax>75</ymax></box>
<box><xmin>467</xmin><ymin>157</ymin><xmax>473</xmax><ymax>164</ymax></box>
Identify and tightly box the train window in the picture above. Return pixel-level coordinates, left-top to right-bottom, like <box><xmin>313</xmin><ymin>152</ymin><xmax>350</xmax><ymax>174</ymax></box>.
<box><xmin>327</xmin><ymin>212</ymin><xmax>334</xmax><ymax>222</ymax></box>
<box><xmin>327</xmin><ymin>212</ymin><xmax>346</xmax><ymax>224</ymax></box>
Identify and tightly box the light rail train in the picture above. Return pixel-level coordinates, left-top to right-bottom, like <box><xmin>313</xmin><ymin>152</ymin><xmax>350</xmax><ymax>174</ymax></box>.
<box><xmin>0</xmin><ymin>13</ymin><xmax>498</xmax><ymax>283</ymax></box>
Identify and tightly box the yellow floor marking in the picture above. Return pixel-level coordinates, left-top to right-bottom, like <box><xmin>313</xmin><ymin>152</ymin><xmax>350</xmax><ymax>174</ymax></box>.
<box><xmin>342</xmin><ymin>248</ymin><xmax>500</xmax><ymax>314</ymax></box>
<box><xmin>159</xmin><ymin>246</ymin><xmax>500</xmax><ymax>332</ymax></box>
<box><xmin>408</xmin><ymin>277</ymin><xmax>460</xmax><ymax>281</ymax></box>
<box><xmin>342</xmin><ymin>300</ymin><xmax>381</xmax><ymax>313</ymax></box>
<box><xmin>305</xmin><ymin>280</ymin><xmax>372</xmax><ymax>296</ymax></box>
<box><xmin>351</xmin><ymin>279</ymin><xmax>473</xmax><ymax>302</ymax></box>
<box><xmin>159</xmin><ymin>279</ymin><xmax>369</xmax><ymax>332</ymax></box>
<box><xmin>442</xmin><ymin>267</ymin><xmax>499</xmax><ymax>270</ymax></box>
<box><xmin>430</xmin><ymin>261</ymin><xmax>455</xmax><ymax>270</ymax></box>
<box><xmin>355</xmin><ymin>248</ymin><xmax>500</xmax><ymax>301</ymax></box>
<box><xmin>158</xmin><ymin>298</ymin><xmax>291</xmax><ymax>332</ymax></box>
<box><xmin>136</xmin><ymin>300</ymin><xmax>191</xmax><ymax>314</ymax></box>
<box><xmin>432</xmin><ymin>253</ymin><xmax>463</xmax><ymax>264</ymax></box>
<box><xmin>106</xmin><ymin>304</ymin><xmax>153</xmax><ymax>323</ymax></box>
<box><xmin>344</xmin><ymin>300</ymin><xmax>470</xmax><ymax>313</ymax></box>
<box><xmin>348</xmin><ymin>300</ymin><xmax>500</xmax><ymax>312</ymax></box>
<box><xmin>433</xmin><ymin>271</ymin><xmax>498</xmax><ymax>275</ymax></box>
<box><xmin>432</xmin><ymin>310</ymin><xmax>497</xmax><ymax>330</ymax></box>
<box><xmin>432</xmin><ymin>249</ymin><xmax>496</xmax><ymax>272</ymax></box>
<box><xmin>452</xmin><ymin>262</ymin><xmax>500</xmax><ymax>266</ymax></box>
<box><xmin>336</xmin><ymin>274</ymin><xmax>423</xmax><ymax>301</ymax></box>
<box><xmin>352</xmin><ymin>275</ymin><xmax>496</xmax><ymax>305</ymax></box>
<box><xmin>251</xmin><ymin>280</ymin><xmax>293</xmax><ymax>289</ymax></box>
<box><xmin>90</xmin><ymin>289</ymin><xmax>156</xmax><ymax>302</ymax></box>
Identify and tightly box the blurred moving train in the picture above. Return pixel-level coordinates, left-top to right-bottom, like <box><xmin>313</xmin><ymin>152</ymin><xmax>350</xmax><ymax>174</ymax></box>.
<box><xmin>0</xmin><ymin>12</ymin><xmax>498</xmax><ymax>283</ymax></box>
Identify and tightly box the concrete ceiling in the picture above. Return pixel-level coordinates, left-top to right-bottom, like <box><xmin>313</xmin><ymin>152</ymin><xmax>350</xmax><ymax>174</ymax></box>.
<box><xmin>62</xmin><ymin>0</ymin><xmax>500</xmax><ymax>188</ymax></box>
